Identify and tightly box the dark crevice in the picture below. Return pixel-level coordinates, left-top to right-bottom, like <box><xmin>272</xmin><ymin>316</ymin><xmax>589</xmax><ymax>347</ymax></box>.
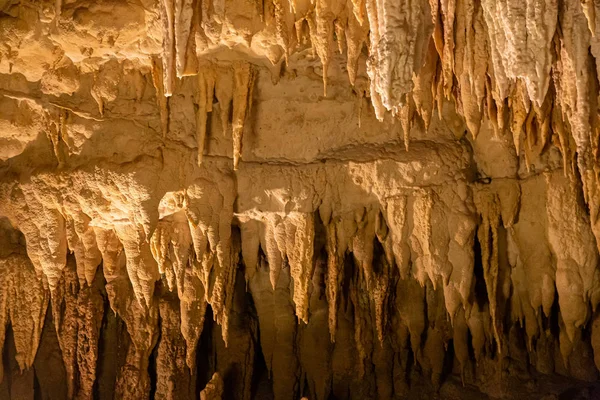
<box><xmin>148</xmin><ymin>326</ymin><xmax>159</xmax><ymax>399</ymax></box>
<box><xmin>196</xmin><ymin>305</ymin><xmax>214</xmax><ymax>396</ymax></box>
<box><xmin>497</xmin><ymin>221</ymin><xmax>510</xmax><ymax>338</ymax></box>
<box><xmin>92</xmin><ymin>265</ymin><xmax>108</xmax><ymax>400</ymax></box>
<box><xmin>440</xmin><ymin>339</ymin><xmax>455</xmax><ymax>386</ymax></box>
<box><xmin>33</xmin><ymin>302</ymin><xmax>67</xmax><ymax>400</ymax></box>
<box><xmin>340</xmin><ymin>253</ymin><xmax>354</xmax><ymax>312</ymax></box>
<box><xmin>250</xmin><ymin>317</ymin><xmax>273</xmax><ymax>400</ymax></box>
<box><xmin>32</xmin><ymin>370</ymin><xmax>41</xmax><ymax>400</ymax></box>
<box><xmin>2</xmin><ymin>324</ymin><xmax>17</xmax><ymax>398</ymax></box>
<box><xmin>313</xmin><ymin>210</ymin><xmax>328</xmax><ymax>265</ymax></box>
<box><xmin>546</xmin><ymin>285</ymin><xmax>561</xmax><ymax>338</ymax></box>
<box><xmin>95</xmin><ymin>299</ymin><xmax>125</xmax><ymax>400</ymax></box>
<box><xmin>221</xmin><ymin>260</ymin><xmax>257</xmax><ymax>400</ymax></box>
<box><xmin>2</xmin><ymin>324</ymin><xmax>11</xmax><ymax>394</ymax></box>
<box><xmin>372</xmin><ymin>234</ymin><xmax>386</xmax><ymax>275</ymax></box>
<box><xmin>227</xmin><ymin>100</ymin><xmax>234</xmax><ymax>125</ymax></box>
<box><xmin>405</xmin><ymin>345</ymin><xmax>416</xmax><ymax>385</ymax></box>
<box><xmin>472</xmin><ymin>233</ymin><xmax>489</xmax><ymax>309</ymax></box>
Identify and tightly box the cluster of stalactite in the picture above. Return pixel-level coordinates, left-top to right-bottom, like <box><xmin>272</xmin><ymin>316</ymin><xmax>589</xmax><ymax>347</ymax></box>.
<box><xmin>5</xmin><ymin>0</ymin><xmax>600</xmax><ymax>191</ymax></box>
<box><xmin>148</xmin><ymin>0</ymin><xmax>600</xmax><ymax>279</ymax></box>
<box><xmin>4</xmin><ymin>0</ymin><xmax>600</xmax><ymax>398</ymax></box>
<box><xmin>147</xmin><ymin>0</ymin><xmax>600</xmax><ymax>172</ymax></box>
<box><xmin>0</xmin><ymin>155</ymin><xmax>600</xmax><ymax>399</ymax></box>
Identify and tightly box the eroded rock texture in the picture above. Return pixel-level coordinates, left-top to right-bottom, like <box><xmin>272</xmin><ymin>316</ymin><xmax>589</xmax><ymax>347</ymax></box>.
<box><xmin>2</xmin><ymin>0</ymin><xmax>600</xmax><ymax>399</ymax></box>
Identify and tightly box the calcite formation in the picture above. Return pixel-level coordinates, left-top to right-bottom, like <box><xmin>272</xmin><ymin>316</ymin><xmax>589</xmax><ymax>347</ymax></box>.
<box><xmin>2</xmin><ymin>0</ymin><xmax>600</xmax><ymax>399</ymax></box>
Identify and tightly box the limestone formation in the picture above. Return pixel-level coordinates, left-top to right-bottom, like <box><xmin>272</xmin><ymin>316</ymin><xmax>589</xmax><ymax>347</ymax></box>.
<box><xmin>2</xmin><ymin>0</ymin><xmax>600</xmax><ymax>399</ymax></box>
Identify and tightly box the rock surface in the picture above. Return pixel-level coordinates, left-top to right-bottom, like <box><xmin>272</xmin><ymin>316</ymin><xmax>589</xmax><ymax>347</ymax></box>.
<box><xmin>2</xmin><ymin>0</ymin><xmax>600</xmax><ymax>399</ymax></box>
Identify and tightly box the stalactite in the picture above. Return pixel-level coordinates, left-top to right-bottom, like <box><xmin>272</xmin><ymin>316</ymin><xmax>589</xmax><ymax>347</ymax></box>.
<box><xmin>334</xmin><ymin>14</ymin><xmax>346</xmax><ymax>56</ymax></box>
<box><xmin>151</xmin><ymin>57</ymin><xmax>170</xmax><ymax>139</ymax></box>
<box><xmin>312</xmin><ymin>0</ymin><xmax>335</xmax><ymax>96</ymax></box>
<box><xmin>174</xmin><ymin>0</ymin><xmax>194</xmax><ymax>78</ymax></box>
<box><xmin>481</xmin><ymin>0</ymin><xmax>557</xmax><ymax>106</ymax></box>
<box><xmin>151</xmin><ymin>221</ymin><xmax>176</xmax><ymax>290</ymax></box>
<box><xmin>384</xmin><ymin>196</ymin><xmax>410</xmax><ymax>279</ymax></box>
<box><xmin>372</xmin><ymin>242</ymin><xmax>392</xmax><ymax>344</ymax></box>
<box><xmin>240</xmin><ymin>219</ymin><xmax>260</xmax><ymax>284</ymax></box>
<box><xmin>200</xmin><ymin>372</ymin><xmax>224</xmax><ymax>400</ymax></box>
<box><xmin>352</xmin><ymin>207</ymin><xmax>376</xmax><ymax>289</ymax></box>
<box><xmin>442</xmin><ymin>184</ymin><xmax>477</xmax><ymax>320</ymax></box>
<box><xmin>349</xmin><ymin>268</ymin><xmax>373</xmax><ymax>378</ymax></box>
<box><xmin>94</xmin><ymin>228</ymin><xmax>125</xmax><ymax>296</ymax></box>
<box><xmin>111</xmin><ymin>285</ymin><xmax>159</xmax><ymax>400</ymax></box>
<box><xmin>546</xmin><ymin>171</ymin><xmax>600</xmax><ymax>349</ymax></box>
<box><xmin>365</xmin><ymin>0</ymin><xmax>434</xmax><ymax>118</ymax></box>
<box><xmin>211</xmin><ymin>266</ymin><xmax>256</xmax><ymax>400</ymax></box>
<box><xmin>510</xmin><ymin>79</ymin><xmax>531</xmax><ymax>160</ymax></box>
<box><xmin>196</xmin><ymin>64</ymin><xmax>216</xmax><ymax>165</ymax></box>
<box><xmin>63</xmin><ymin>205</ymin><xmax>102</xmax><ymax>287</ymax></box>
<box><xmin>250</xmin><ymin>212</ymin><xmax>317</xmax><ymax>324</ymax></box>
<box><xmin>0</xmin><ymin>186</ymin><xmax>67</xmax><ymax>290</ymax></box>
<box><xmin>454</xmin><ymin>0</ymin><xmax>487</xmax><ymax>138</ymax></box>
<box><xmin>345</xmin><ymin>2</ymin><xmax>369</xmax><ymax>87</ymax></box>
<box><xmin>556</xmin><ymin>1</ymin><xmax>597</xmax><ymax>214</ymax></box>
<box><xmin>51</xmin><ymin>258</ymin><xmax>79</xmax><ymax>399</ymax></box>
<box><xmin>215</xmin><ymin>66</ymin><xmax>233</xmax><ymax>145</ymax></box>
<box><xmin>185</xmin><ymin>179</ymin><xmax>235</xmax><ymax>345</ymax></box>
<box><xmin>474</xmin><ymin>186</ymin><xmax>503</xmax><ymax>354</ymax></box>
<box><xmin>467</xmin><ymin>302</ymin><xmax>492</xmax><ymax>362</ymax></box>
<box><xmin>90</xmin><ymin>226</ymin><xmax>159</xmax><ymax>400</ymax></box>
<box><xmin>150</xmin><ymin>207</ymin><xmax>193</xmax><ymax>294</ymax></box>
<box><xmin>398</xmin><ymin>98</ymin><xmax>415</xmax><ymax>151</ymax></box>
<box><xmin>45</xmin><ymin>109</ymin><xmax>66</xmax><ymax>168</ymax></box>
<box><xmin>215</xmin><ymin>229</ymin><xmax>240</xmax><ymax>345</ymax></box>
<box><xmin>410</xmin><ymin>191</ymin><xmax>434</xmax><ymax>286</ymax></box>
<box><xmin>325</xmin><ymin>219</ymin><xmax>343</xmax><ymax>342</ymax></box>
<box><xmin>273</xmin><ymin>0</ymin><xmax>290</xmax><ymax>60</ymax></box>
<box><xmin>75</xmin><ymin>275</ymin><xmax>104</xmax><ymax>399</ymax></box>
<box><xmin>179</xmin><ymin>261</ymin><xmax>208</xmax><ymax>370</ymax></box>
<box><xmin>440</xmin><ymin>0</ymin><xmax>456</xmax><ymax>99</ymax></box>
<box><xmin>412</xmin><ymin>39</ymin><xmax>437</xmax><ymax>131</ymax></box>
<box><xmin>0</xmin><ymin>254</ymin><xmax>49</xmax><ymax>375</ymax></box>
<box><xmin>365</xmin><ymin>0</ymin><xmax>385</xmax><ymax>121</ymax></box>
<box><xmin>284</xmin><ymin>212</ymin><xmax>315</xmax><ymax>324</ymax></box>
<box><xmin>260</xmin><ymin>214</ymin><xmax>285</xmax><ymax>290</ymax></box>
<box><xmin>114</xmin><ymin>223</ymin><xmax>160</xmax><ymax>309</ymax></box>
<box><xmin>156</xmin><ymin>295</ymin><xmax>193</xmax><ymax>400</ymax></box>
<box><xmin>232</xmin><ymin>61</ymin><xmax>255</xmax><ymax>170</ymax></box>
<box><xmin>161</xmin><ymin>0</ymin><xmax>176</xmax><ymax>96</ymax></box>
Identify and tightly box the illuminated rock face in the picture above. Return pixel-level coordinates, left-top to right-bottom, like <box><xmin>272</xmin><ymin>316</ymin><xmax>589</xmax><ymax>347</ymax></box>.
<box><xmin>2</xmin><ymin>0</ymin><xmax>600</xmax><ymax>399</ymax></box>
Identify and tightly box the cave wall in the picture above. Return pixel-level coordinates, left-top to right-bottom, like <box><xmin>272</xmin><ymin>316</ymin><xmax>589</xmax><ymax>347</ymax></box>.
<box><xmin>2</xmin><ymin>0</ymin><xmax>600</xmax><ymax>399</ymax></box>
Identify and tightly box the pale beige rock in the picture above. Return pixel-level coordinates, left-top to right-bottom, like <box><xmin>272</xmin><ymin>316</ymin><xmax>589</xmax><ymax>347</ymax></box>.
<box><xmin>3</xmin><ymin>0</ymin><xmax>600</xmax><ymax>398</ymax></box>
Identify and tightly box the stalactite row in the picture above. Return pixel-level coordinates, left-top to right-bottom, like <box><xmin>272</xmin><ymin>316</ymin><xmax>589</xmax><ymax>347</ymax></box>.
<box><xmin>5</xmin><ymin>1</ymin><xmax>600</xmax><ymax>397</ymax></box>
<box><xmin>151</xmin><ymin>0</ymin><xmax>595</xmax><ymax>146</ymax></box>
<box><xmin>161</xmin><ymin>59</ymin><xmax>256</xmax><ymax>169</ymax></box>
<box><xmin>6</xmin><ymin>0</ymin><xmax>600</xmax><ymax>181</ymax></box>
<box><xmin>149</xmin><ymin>0</ymin><xmax>600</xmax><ymax>221</ymax></box>
<box><xmin>1</xmin><ymin>162</ymin><xmax>600</xmax><ymax>398</ymax></box>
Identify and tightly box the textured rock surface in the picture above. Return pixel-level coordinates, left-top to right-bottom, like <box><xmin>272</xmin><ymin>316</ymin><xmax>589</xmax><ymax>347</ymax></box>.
<box><xmin>2</xmin><ymin>0</ymin><xmax>600</xmax><ymax>399</ymax></box>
